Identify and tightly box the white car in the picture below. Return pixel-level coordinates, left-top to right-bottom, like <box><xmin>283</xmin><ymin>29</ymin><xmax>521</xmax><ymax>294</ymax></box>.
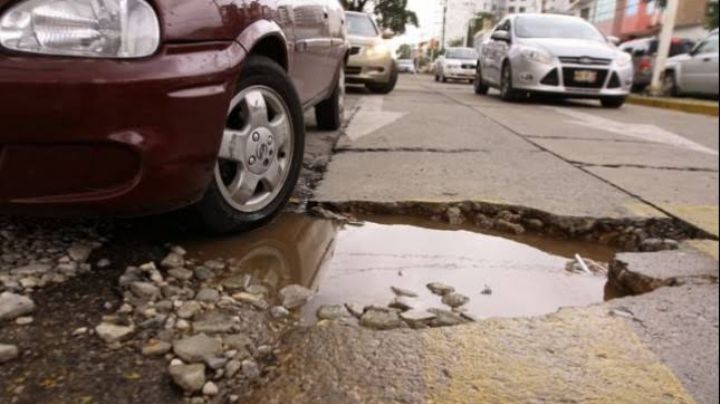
<box><xmin>474</xmin><ymin>13</ymin><xmax>633</xmax><ymax>108</ymax></box>
<box><xmin>435</xmin><ymin>47</ymin><xmax>479</xmax><ymax>83</ymax></box>
<box><xmin>663</xmin><ymin>29</ymin><xmax>719</xmax><ymax>97</ymax></box>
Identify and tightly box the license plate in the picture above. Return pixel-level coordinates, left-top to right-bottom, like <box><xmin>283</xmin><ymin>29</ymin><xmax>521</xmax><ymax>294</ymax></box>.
<box><xmin>574</xmin><ymin>70</ymin><xmax>597</xmax><ymax>83</ymax></box>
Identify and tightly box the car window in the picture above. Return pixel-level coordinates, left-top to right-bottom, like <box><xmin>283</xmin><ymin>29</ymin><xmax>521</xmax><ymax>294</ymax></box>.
<box><xmin>515</xmin><ymin>15</ymin><xmax>605</xmax><ymax>42</ymax></box>
<box><xmin>346</xmin><ymin>13</ymin><xmax>378</xmax><ymax>37</ymax></box>
<box><xmin>445</xmin><ymin>48</ymin><xmax>478</xmax><ymax>60</ymax></box>
<box><xmin>695</xmin><ymin>34</ymin><xmax>719</xmax><ymax>54</ymax></box>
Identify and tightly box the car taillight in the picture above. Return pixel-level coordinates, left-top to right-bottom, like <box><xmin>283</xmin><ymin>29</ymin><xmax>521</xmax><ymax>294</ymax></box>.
<box><xmin>638</xmin><ymin>56</ymin><xmax>652</xmax><ymax>72</ymax></box>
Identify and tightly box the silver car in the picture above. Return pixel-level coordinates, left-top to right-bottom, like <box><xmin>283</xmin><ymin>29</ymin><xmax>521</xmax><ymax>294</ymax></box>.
<box><xmin>663</xmin><ymin>29</ymin><xmax>719</xmax><ymax>97</ymax></box>
<box><xmin>474</xmin><ymin>14</ymin><xmax>633</xmax><ymax>108</ymax></box>
<box><xmin>435</xmin><ymin>47</ymin><xmax>478</xmax><ymax>83</ymax></box>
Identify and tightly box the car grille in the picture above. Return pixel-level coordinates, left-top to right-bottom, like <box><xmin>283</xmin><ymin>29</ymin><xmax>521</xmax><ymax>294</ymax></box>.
<box><xmin>461</xmin><ymin>63</ymin><xmax>475</xmax><ymax>69</ymax></box>
<box><xmin>562</xmin><ymin>68</ymin><xmax>608</xmax><ymax>89</ymax></box>
<box><xmin>345</xmin><ymin>66</ymin><xmax>362</xmax><ymax>75</ymax></box>
<box><xmin>559</xmin><ymin>56</ymin><xmax>612</xmax><ymax>66</ymax></box>
<box><xmin>349</xmin><ymin>46</ymin><xmax>362</xmax><ymax>56</ymax></box>
<box><xmin>540</xmin><ymin>68</ymin><xmax>560</xmax><ymax>86</ymax></box>
<box><xmin>607</xmin><ymin>72</ymin><xmax>622</xmax><ymax>88</ymax></box>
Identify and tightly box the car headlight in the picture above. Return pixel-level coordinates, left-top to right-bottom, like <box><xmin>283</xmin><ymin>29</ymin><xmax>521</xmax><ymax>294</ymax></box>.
<box><xmin>520</xmin><ymin>47</ymin><xmax>555</xmax><ymax>65</ymax></box>
<box><xmin>614</xmin><ymin>52</ymin><xmax>632</xmax><ymax>67</ymax></box>
<box><xmin>366</xmin><ymin>42</ymin><xmax>389</xmax><ymax>58</ymax></box>
<box><xmin>0</xmin><ymin>0</ymin><xmax>160</xmax><ymax>58</ymax></box>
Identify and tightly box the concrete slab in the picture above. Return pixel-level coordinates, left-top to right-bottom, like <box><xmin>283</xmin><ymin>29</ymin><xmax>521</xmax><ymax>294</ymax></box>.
<box><xmin>315</xmin><ymin>150</ymin><xmax>665</xmax><ymax>219</ymax></box>
<box><xmin>532</xmin><ymin>137</ymin><xmax>718</xmax><ymax>170</ymax></box>
<box><xmin>249</xmin><ymin>307</ymin><xmax>694</xmax><ymax>403</ymax></box>
<box><xmin>609</xmin><ymin>284</ymin><xmax>719</xmax><ymax>404</ymax></box>
<box><xmin>610</xmin><ymin>246</ymin><xmax>719</xmax><ymax>294</ymax></box>
<box><xmin>587</xmin><ymin>166</ymin><xmax>719</xmax><ymax>236</ymax></box>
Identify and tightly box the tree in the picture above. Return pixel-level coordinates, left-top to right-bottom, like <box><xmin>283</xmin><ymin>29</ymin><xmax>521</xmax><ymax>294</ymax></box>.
<box><xmin>707</xmin><ymin>0</ymin><xmax>719</xmax><ymax>29</ymax></box>
<box><xmin>397</xmin><ymin>44</ymin><xmax>413</xmax><ymax>59</ymax></box>
<box><xmin>340</xmin><ymin>0</ymin><xmax>419</xmax><ymax>35</ymax></box>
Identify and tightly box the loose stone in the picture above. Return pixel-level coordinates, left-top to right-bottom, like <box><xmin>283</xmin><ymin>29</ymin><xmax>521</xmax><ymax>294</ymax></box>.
<box><xmin>0</xmin><ymin>343</ymin><xmax>19</xmax><ymax>363</ymax></box>
<box><xmin>279</xmin><ymin>284</ymin><xmax>314</xmax><ymax>309</ymax></box>
<box><xmin>426</xmin><ymin>282</ymin><xmax>455</xmax><ymax>296</ymax></box>
<box><xmin>390</xmin><ymin>286</ymin><xmax>419</xmax><ymax>298</ymax></box>
<box><xmin>316</xmin><ymin>304</ymin><xmax>348</xmax><ymax>320</ymax></box>
<box><xmin>202</xmin><ymin>381</ymin><xmax>219</xmax><ymax>396</ymax></box>
<box><xmin>142</xmin><ymin>339</ymin><xmax>172</xmax><ymax>356</ymax></box>
<box><xmin>195</xmin><ymin>288</ymin><xmax>220</xmax><ymax>303</ymax></box>
<box><xmin>269</xmin><ymin>306</ymin><xmax>290</xmax><ymax>319</ymax></box>
<box><xmin>168</xmin><ymin>363</ymin><xmax>206</xmax><ymax>393</ymax></box>
<box><xmin>360</xmin><ymin>308</ymin><xmax>406</xmax><ymax>330</ymax></box>
<box><xmin>0</xmin><ymin>292</ymin><xmax>35</xmax><ymax>321</ymax></box>
<box><xmin>173</xmin><ymin>334</ymin><xmax>222</xmax><ymax>363</ymax></box>
<box><xmin>442</xmin><ymin>292</ymin><xmax>470</xmax><ymax>308</ymax></box>
<box><xmin>95</xmin><ymin>322</ymin><xmax>135</xmax><ymax>344</ymax></box>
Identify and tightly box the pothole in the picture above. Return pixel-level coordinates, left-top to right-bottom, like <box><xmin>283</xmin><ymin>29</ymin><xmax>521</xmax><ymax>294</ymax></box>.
<box><xmin>182</xmin><ymin>213</ymin><xmax>622</xmax><ymax>326</ymax></box>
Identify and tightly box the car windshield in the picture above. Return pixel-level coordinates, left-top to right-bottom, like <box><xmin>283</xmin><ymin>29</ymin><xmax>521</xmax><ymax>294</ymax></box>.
<box><xmin>445</xmin><ymin>48</ymin><xmax>478</xmax><ymax>60</ymax></box>
<box><xmin>347</xmin><ymin>13</ymin><xmax>378</xmax><ymax>37</ymax></box>
<box><xmin>398</xmin><ymin>60</ymin><xmax>414</xmax><ymax>66</ymax></box>
<box><xmin>515</xmin><ymin>15</ymin><xmax>605</xmax><ymax>42</ymax></box>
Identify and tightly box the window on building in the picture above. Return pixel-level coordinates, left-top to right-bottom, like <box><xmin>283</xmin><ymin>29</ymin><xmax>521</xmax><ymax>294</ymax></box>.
<box><xmin>580</xmin><ymin>7</ymin><xmax>590</xmax><ymax>20</ymax></box>
<box><xmin>519</xmin><ymin>6</ymin><xmax>526</xmax><ymax>13</ymax></box>
<box><xmin>509</xmin><ymin>6</ymin><xmax>515</xmax><ymax>13</ymax></box>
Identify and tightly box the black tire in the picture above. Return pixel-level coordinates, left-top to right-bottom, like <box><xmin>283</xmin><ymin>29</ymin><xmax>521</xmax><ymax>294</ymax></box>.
<box><xmin>435</xmin><ymin>74</ymin><xmax>439</xmax><ymax>82</ymax></box>
<box><xmin>662</xmin><ymin>70</ymin><xmax>678</xmax><ymax>97</ymax></box>
<box><xmin>474</xmin><ymin>66</ymin><xmax>489</xmax><ymax>95</ymax></box>
<box><xmin>600</xmin><ymin>96</ymin><xmax>627</xmax><ymax>108</ymax></box>
<box><xmin>315</xmin><ymin>65</ymin><xmax>344</xmax><ymax>130</ymax></box>
<box><xmin>441</xmin><ymin>73</ymin><xmax>448</xmax><ymax>83</ymax></box>
<box><xmin>500</xmin><ymin>62</ymin><xmax>519</xmax><ymax>102</ymax></box>
<box><xmin>367</xmin><ymin>62</ymin><xmax>398</xmax><ymax>94</ymax></box>
<box><xmin>196</xmin><ymin>55</ymin><xmax>305</xmax><ymax>234</ymax></box>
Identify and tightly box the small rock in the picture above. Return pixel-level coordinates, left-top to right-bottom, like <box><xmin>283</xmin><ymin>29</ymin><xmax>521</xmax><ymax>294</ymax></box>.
<box><xmin>130</xmin><ymin>282</ymin><xmax>159</xmax><ymax>301</ymax></box>
<box><xmin>428</xmin><ymin>308</ymin><xmax>467</xmax><ymax>327</ymax></box>
<box><xmin>142</xmin><ymin>339</ymin><xmax>172</xmax><ymax>356</ymax></box>
<box><xmin>195</xmin><ymin>288</ymin><xmax>220</xmax><ymax>303</ymax></box>
<box><xmin>177</xmin><ymin>301</ymin><xmax>202</xmax><ymax>319</ymax></box>
<box><xmin>426</xmin><ymin>283</ymin><xmax>454</xmax><ymax>296</ymax></box>
<box><xmin>161</xmin><ymin>252</ymin><xmax>185</xmax><ymax>269</ymax></box>
<box><xmin>524</xmin><ymin>218</ymin><xmax>544</xmax><ymax>230</ymax></box>
<box><xmin>390</xmin><ymin>286</ymin><xmax>418</xmax><ymax>298</ymax></box>
<box><xmin>170</xmin><ymin>358</ymin><xmax>184</xmax><ymax>366</ymax></box>
<box><xmin>202</xmin><ymin>381</ymin><xmax>219</xmax><ymax>396</ymax></box>
<box><xmin>0</xmin><ymin>292</ymin><xmax>35</xmax><ymax>321</ymax></box>
<box><xmin>0</xmin><ymin>343</ymin><xmax>19</xmax><ymax>363</ymax></box>
<box><xmin>345</xmin><ymin>303</ymin><xmax>364</xmax><ymax>318</ymax></box>
<box><xmin>446</xmin><ymin>206</ymin><xmax>464</xmax><ymax>225</ymax></box>
<box><xmin>316</xmin><ymin>304</ymin><xmax>348</xmax><ymax>320</ymax></box>
<box><xmin>204</xmin><ymin>260</ymin><xmax>226</xmax><ymax>271</ymax></box>
<box><xmin>167</xmin><ymin>268</ymin><xmax>194</xmax><ymax>281</ymax></box>
<box><xmin>225</xmin><ymin>359</ymin><xmax>242</xmax><ymax>378</ymax></box>
<box><xmin>205</xmin><ymin>356</ymin><xmax>228</xmax><ymax>370</ymax></box>
<box><xmin>68</xmin><ymin>244</ymin><xmax>93</xmax><ymax>262</ymax></box>
<box><xmin>171</xmin><ymin>245</ymin><xmax>187</xmax><ymax>256</ymax></box>
<box><xmin>442</xmin><ymin>292</ymin><xmax>470</xmax><ymax>308</ymax></box>
<box><xmin>279</xmin><ymin>284</ymin><xmax>314</xmax><ymax>309</ymax></box>
<box><xmin>232</xmin><ymin>292</ymin><xmax>269</xmax><ymax>310</ymax></box>
<box><xmin>96</xmin><ymin>258</ymin><xmax>111</xmax><ymax>268</ymax></box>
<box><xmin>269</xmin><ymin>306</ymin><xmax>290</xmax><ymax>319</ymax></box>
<box><xmin>245</xmin><ymin>284</ymin><xmax>269</xmax><ymax>296</ymax></box>
<box><xmin>73</xmin><ymin>327</ymin><xmax>88</xmax><ymax>336</ymax></box>
<box><xmin>19</xmin><ymin>277</ymin><xmax>39</xmax><ymax>289</ymax></box>
<box><xmin>173</xmin><ymin>334</ymin><xmax>222</xmax><ymax>363</ymax></box>
<box><xmin>193</xmin><ymin>311</ymin><xmax>235</xmax><ymax>334</ymax></box>
<box><xmin>168</xmin><ymin>363</ymin><xmax>206</xmax><ymax>393</ymax></box>
<box><xmin>388</xmin><ymin>297</ymin><xmax>414</xmax><ymax>311</ymax></box>
<box><xmin>481</xmin><ymin>285</ymin><xmax>493</xmax><ymax>295</ymax></box>
<box><xmin>640</xmin><ymin>238</ymin><xmax>680</xmax><ymax>252</ymax></box>
<box><xmin>95</xmin><ymin>322</ymin><xmax>134</xmax><ymax>344</ymax></box>
<box><xmin>400</xmin><ymin>310</ymin><xmax>436</xmax><ymax>328</ymax></box>
<box><xmin>223</xmin><ymin>334</ymin><xmax>253</xmax><ymax>351</ymax></box>
<box><xmin>11</xmin><ymin>263</ymin><xmax>51</xmax><ymax>276</ymax></box>
<box><xmin>241</xmin><ymin>359</ymin><xmax>261</xmax><ymax>379</ymax></box>
<box><xmin>193</xmin><ymin>266</ymin><xmax>214</xmax><ymax>281</ymax></box>
<box><xmin>15</xmin><ymin>316</ymin><xmax>33</xmax><ymax>325</ymax></box>
<box><xmin>175</xmin><ymin>319</ymin><xmax>190</xmax><ymax>330</ymax></box>
<box><xmin>494</xmin><ymin>219</ymin><xmax>525</xmax><ymax>235</ymax></box>
<box><xmin>360</xmin><ymin>308</ymin><xmax>406</xmax><ymax>330</ymax></box>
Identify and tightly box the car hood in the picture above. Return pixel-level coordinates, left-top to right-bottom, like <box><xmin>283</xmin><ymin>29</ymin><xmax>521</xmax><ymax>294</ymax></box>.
<box><xmin>444</xmin><ymin>58</ymin><xmax>477</xmax><ymax>65</ymax></box>
<box><xmin>347</xmin><ymin>35</ymin><xmax>382</xmax><ymax>47</ymax></box>
<box><xmin>519</xmin><ymin>38</ymin><xmax>618</xmax><ymax>59</ymax></box>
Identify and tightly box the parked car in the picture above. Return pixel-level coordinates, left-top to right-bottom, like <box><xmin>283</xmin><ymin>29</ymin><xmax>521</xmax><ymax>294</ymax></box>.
<box><xmin>0</xmin><ymin>0</ymin><xmax>347</xmax><ymax>233</ymax></box>
<box><xmin>663</xmin><ymin>29</ymin><xmax>719</xmax><ymax>97</ymax></box>
<box><xmin>474</xmin><ymin>13</ymin><xmax>633</xmax><ymax>108</ymax></box>
<box><xmin>435</xmin><ymin>47</ymin><xmax>479</xmax><ymax>83</ymax></box>
<box><xmin>345</xmin><ymin>11</ymin><xmax>398</xmax><ymax>94</ymax></box>
<box><xmin>619</xmin><ymin>37</ymin><xmax>695</xmax><ymax>91</ymax></box>
<box><xmin>397</xmin><ymin>59</ymin><xmax>417</xmax><ymax>74</ymax></box>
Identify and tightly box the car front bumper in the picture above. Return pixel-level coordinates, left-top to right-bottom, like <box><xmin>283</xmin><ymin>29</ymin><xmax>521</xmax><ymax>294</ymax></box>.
<box><xmin>346</xmin><ymin>50</ymin><xmax>394</xmax><ymax>84</ymax></box>
<box><xmin>444</xmin><ymin>67</ymin><xmax>476</xmax><ymax>80</ymax></box>
<box><xmin>0</xmin><ymin>42</ymin><xmax>245</xmax><ymax>216</ymax></box>
<box><xmin>511</xmin><ymin>57</ymin><xmax>633</xmax><ymax>98</ymax></box>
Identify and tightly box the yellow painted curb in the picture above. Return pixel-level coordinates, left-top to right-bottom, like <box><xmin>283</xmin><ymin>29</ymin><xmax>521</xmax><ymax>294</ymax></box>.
<box><xmin>627</xmin><ymin>95</ymin><xmax>719</xmax><ymax>117</ymax></box>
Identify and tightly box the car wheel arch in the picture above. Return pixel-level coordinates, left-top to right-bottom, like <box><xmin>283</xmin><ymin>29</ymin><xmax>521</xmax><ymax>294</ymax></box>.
<box><xmin>236</xmin><ymin>20</ymin><xmax>289</xmax><ymax>71</ymax></box>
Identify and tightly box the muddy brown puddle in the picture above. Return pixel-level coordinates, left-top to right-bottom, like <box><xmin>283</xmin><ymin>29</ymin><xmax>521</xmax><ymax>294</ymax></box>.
<box><xmin>182</xmin><ymin>213</ymin><xmax>618</xmax><ymax>323</ymax></box>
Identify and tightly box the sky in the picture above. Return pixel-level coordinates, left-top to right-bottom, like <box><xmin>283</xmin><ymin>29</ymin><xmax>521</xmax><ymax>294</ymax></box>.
<box><xmin>386</xmin><ymin>0</ymin><xmax>440</xmax><ymax>50</ymax></box>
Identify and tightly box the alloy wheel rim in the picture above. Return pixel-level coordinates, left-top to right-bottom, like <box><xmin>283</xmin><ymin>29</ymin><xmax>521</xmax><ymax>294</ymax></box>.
<box><xmin>338</xmin><ymin>69</ymin><xmax>346</xmax><ymax>121</ymax></box>
<box><xmin>215</xmin><ymin>85</ymin><xmax>294</xmax><ymax>213</ymax></box>
<box><xmin>502</xmin><ymin>68</ymin><xmax>510</xmax><ymax>96</ymax></box>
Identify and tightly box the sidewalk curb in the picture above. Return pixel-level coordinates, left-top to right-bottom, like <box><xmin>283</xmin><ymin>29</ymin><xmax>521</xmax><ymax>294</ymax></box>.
<box><xmin>627</xmin><ymin>95</ymin><xmax>719</xmax><ymax>117</ymax></box>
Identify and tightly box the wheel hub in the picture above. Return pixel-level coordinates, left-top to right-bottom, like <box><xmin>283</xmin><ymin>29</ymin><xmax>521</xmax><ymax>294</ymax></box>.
<box><xmin>246</xmin><ymin>127</ymin><xmax>275</xmax><ymax>175</ymax></box>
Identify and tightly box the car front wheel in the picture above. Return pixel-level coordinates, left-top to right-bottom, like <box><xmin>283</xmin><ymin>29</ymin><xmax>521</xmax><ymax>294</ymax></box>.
<box><xmin>367</xmin><ymin>62</ymin><xmax>398</xmax><ymax>94</ymax></box>
<box><xmin>500</xmin><ymin>63</ymin><xmax>519</xmax><ymax>101</ymax></box>
<box><xmin>600</xmin><ymin>96</ymin><xmax>627</xmax><ymax>108</ymax></box>
<box><xmin>197</xmin><ymin>55</ymin><xmax>305</xmax><ymax>233</ymax></box>
<box><xmin>474</xmin><ymin>66</ymin><xmax>489</xmax><ymax>95</ymax></box>
<box><xmin>662</xmin><ymin>71</ymin><xmax>678</xmax><ymax>97</ymax></box>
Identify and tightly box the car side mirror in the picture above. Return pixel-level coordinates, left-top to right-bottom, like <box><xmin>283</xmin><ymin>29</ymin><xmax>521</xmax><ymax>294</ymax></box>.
<box><xmin>382</xmin><ymin>29</ymin><xmax>395</xmax><ymax>40</ymax></box>
<box><xmin>632</xmin><ymin>49</ymin><xmax>645</xmax><ymax>57</ymax></box>
<box><xmin>607</xmin><ymin>35</ymin><xmax>620</xmax><ymax>46</ymax></box>
<box><xmin>491</xmin><ymin>30</ymin><xmax>510</xmax><ymax>43</ymax></box>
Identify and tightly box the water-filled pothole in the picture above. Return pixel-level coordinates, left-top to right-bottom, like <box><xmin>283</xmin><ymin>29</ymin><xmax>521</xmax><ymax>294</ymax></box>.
<box><xmin>183</xmin><ymin>213</ymin><xmax>619</xmax><ymax>323</ymax></box>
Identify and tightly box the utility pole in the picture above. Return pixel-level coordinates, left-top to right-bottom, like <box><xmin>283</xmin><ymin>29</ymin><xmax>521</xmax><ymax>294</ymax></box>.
<box><xmin>650</xmin><ymin>0</ymin><xmax>680</xmax><ymax>95</ymax></box>
<box><xmin>441</xmin><ymin>0</ymin><xmax>448</xmax><ymax>50</ymax></box>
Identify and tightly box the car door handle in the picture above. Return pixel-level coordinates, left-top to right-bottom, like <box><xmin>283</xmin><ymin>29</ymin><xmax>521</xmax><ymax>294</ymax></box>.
<box><xmin>702</xmin><ymin>57</ymin><xmax>712</xmax><ymax>62</ymax></box>
<box><xmin>323</xmin><ymin>6</ymin><xmax>329</xmax><ymax>19</ymax></box>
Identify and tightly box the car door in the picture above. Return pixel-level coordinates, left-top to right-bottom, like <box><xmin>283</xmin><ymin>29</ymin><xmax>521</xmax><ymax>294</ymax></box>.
<box><xmin>291</xmin><ymin>0</ymin><xmax>334</xmax><ymax>105</ymax></box>
<box><xmin>680</xmin><ymin>33</ymin><xmax>719</xmax><ymax>94</ymax></box>
<box><xmin>486</xmin><ymin>19</ymin><xmax>512</xmax><ymax>85</ymax></box>
<box><xmin>325</xmin><ymin>0</ymin><xmax>346</xmax><ymax>76</ymax></box>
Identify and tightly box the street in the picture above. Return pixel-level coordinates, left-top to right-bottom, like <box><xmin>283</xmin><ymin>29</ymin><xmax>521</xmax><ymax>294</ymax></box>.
<box><xmin>0</xmin><ymin>74</ymin><xmax>718</xmax><ymax>403</ymax></box>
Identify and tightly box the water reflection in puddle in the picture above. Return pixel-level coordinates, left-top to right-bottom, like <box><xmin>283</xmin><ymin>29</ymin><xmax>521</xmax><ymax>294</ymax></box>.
<box><xmin>184</xmin><ymin>213</ymin><xmax>617</xmax><ymax>323</ymax></box>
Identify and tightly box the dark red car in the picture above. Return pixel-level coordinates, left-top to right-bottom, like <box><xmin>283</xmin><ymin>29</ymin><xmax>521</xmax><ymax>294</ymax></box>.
<box><xmin>0</xmin><ymin>0</ymin><xmax>347</xmax><ymax>232</ymax></box>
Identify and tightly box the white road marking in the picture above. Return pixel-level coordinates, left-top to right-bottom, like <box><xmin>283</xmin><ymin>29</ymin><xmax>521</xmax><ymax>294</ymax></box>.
<box><xmin>552</xmin><ymin>108</ymin><xmax>718</xmax><ymax>156</ymax></box>
<box><xmin>345</xmin><ymin>96</ymin><xmax>407</xmax><ymax>141</ymax></box>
